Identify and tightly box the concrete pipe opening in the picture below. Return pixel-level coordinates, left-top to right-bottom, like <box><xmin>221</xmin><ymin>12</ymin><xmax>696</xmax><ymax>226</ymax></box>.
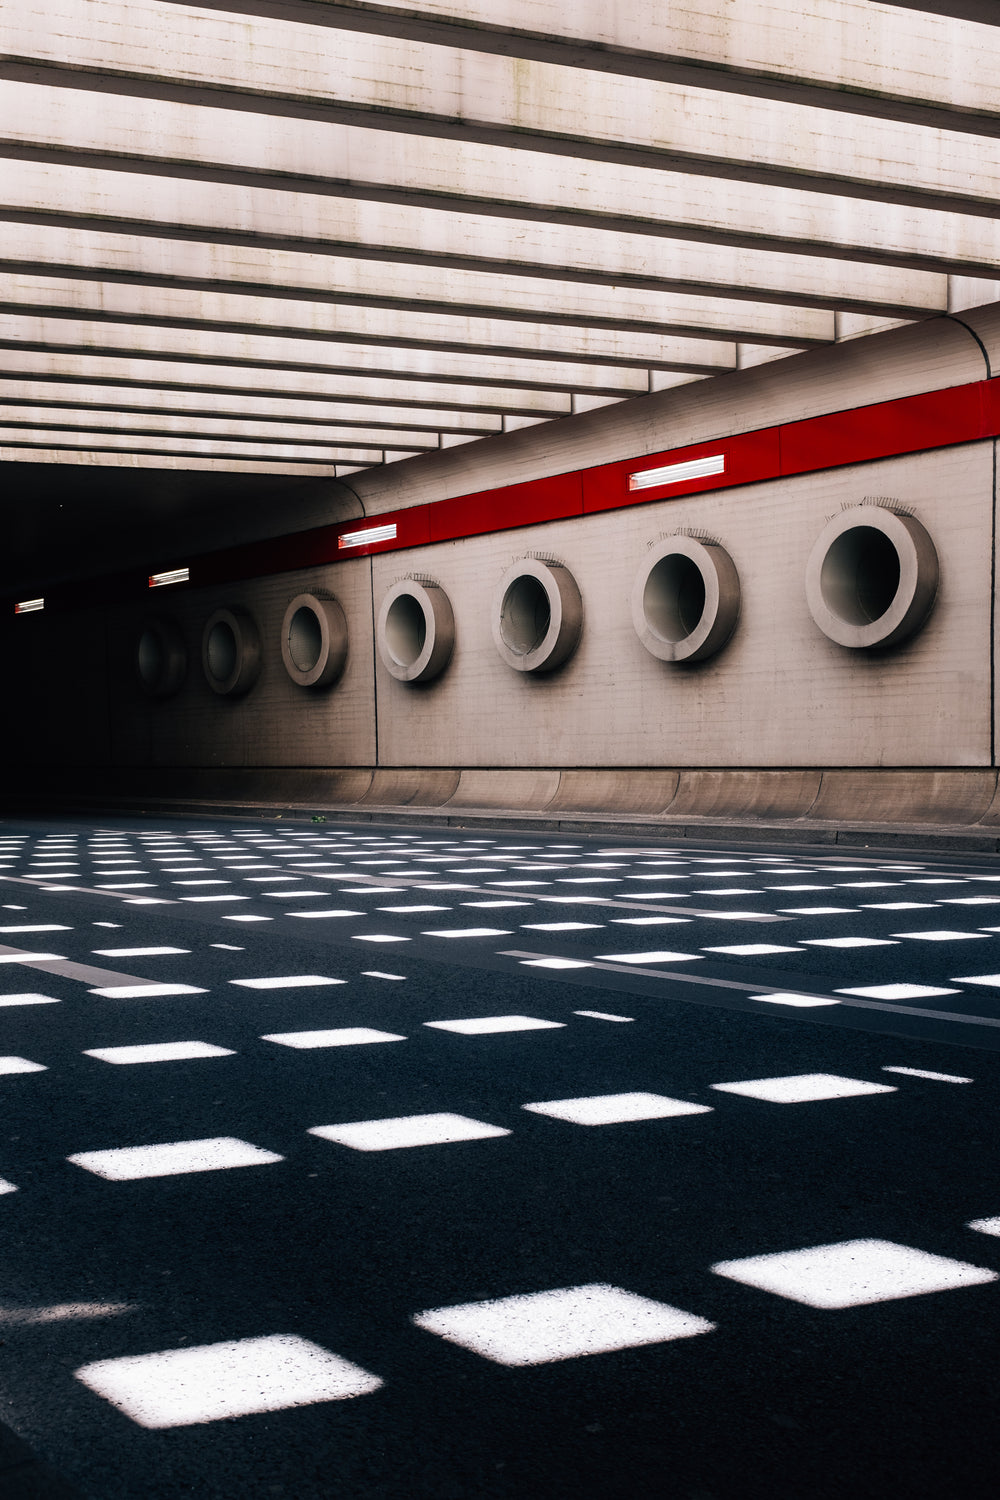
<box><xmin>376</xmin><ymin>579</ymin><xmax>454</xmax><ymax>683</ymax></box>
<box><xmin>280</xmin><ymin>593</ymin><xmax>348</xmax><ymax>689</ymax></box>
<box><xmin>201</xmin><ymin>606</ymin><xmax>261</xmax><ymax>697</ymax></box>
<box><xmin>492</xmin><ymin>559</ymin><xmax>582</xmax><ymax>674</ymax></box>
<box><xmin>632</xmin><ymin>537</ymin><xmax>741</xmax><ymax>663</ymax></box>
<box><xmin>136</xmin><ymin>618</ymin><xmax>186</xmax><ymax>699</ymax></box>
<box><xmin>805</xmin><ymin>506</ymin><xmax>939</xmax><ymax>650</ymax></box>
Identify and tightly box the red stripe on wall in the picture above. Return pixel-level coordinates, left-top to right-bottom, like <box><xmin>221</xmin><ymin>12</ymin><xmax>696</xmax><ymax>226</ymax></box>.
<box><xmin>779</xmin><ymin>383</ymin><xmax>988</xmax><ymax>476</ymax></box>
<box><xmin>15</xmin><ymin>376</ymin><xmax>1000</xmax><ymax>612</ymax></box>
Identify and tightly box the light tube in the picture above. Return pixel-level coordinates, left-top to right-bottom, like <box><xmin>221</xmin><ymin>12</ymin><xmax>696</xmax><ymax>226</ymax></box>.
<box><xmin>628</xmin><ymin>453</ymin><xmax>725</xmax><ymax>492</ymax></box>
<box><xmin>337</xmin><ymin>523</ymin><xmax>397</xmax><ymax>550</ymax></box>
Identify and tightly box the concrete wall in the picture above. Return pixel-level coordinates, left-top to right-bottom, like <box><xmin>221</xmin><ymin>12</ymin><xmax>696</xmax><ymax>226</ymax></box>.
<box><xmin>8</xmin><ymin>308</ymin><xmax>1000</xmax><ymax>824</ymax></box>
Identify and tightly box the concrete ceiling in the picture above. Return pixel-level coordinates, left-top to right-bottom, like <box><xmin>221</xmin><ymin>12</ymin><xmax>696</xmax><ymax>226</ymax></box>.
<box><xmin>1</xmin><ymin>0</ymin><xmax>1000</xmax><ymax>480</ymax></box>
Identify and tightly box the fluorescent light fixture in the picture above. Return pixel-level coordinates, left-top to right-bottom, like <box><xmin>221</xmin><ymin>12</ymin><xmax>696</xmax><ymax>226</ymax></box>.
<box><xmin>337</xmin><ymin>523</ymin><xmax>397</xmax><ymax>549</ymax></box>
<box><xmin>628</xmin><ymin>453</ymin><xmax>725</xmax><ymax>492</ymax></box>
<box><xmin>75</xmin><ymin>1335</ymin><xmax>382</xmax><ymax>1427</ymax></box>
<box><xmin>14</xmin><ymin>598</ymin><xmax>44</xmax><ymax>613</ymax></box>
<box><xmin>148</xmin><ymin>567</ymin><xmax>190</xmax><ymax>588</ymax></box>
<box><xmin>413</xmin><ymin>1284</ymin><xmax>714</xmax><ymax>1365</ymax></box>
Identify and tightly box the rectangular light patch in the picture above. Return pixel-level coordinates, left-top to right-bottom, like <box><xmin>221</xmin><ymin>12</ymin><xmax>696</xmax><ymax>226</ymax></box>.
<box><xmin>628</xmin><ymin>453</ymin><xmax>725</xmax><ymax>492</ymax></box>
<box><xmin>337</xmin><ymin>523</ymin><xmax>397</xmax><ymax>550</ymax></box>
<box><xmin>75</xmin><ymin>1335</ymin><xmax>381</xmax><ymax>1427</ymax></box>
<box><xmin>14</xmin><ymin>598</ymin><xmax>44</xmax><ymax>614</ymax></box>
<box><xmin>68</xmin><ymin>1137</ymin><xmax>283</xmax><ymax>1179</ymax></box>
<box><xmin>413</xmin><ymin>1284</ymin><xmax>713</xmax><ymax>1365</ymax></box>
<box><xmin>148</xmin><ymin>568</ymin><xmax>190</xmax><ymax>588</ymax></box>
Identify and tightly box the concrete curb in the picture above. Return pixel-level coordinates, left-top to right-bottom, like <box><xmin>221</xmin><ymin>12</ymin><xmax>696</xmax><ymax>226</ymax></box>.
<box><xmin>8</xmin><ymin>790</ymin><xmax>1000</xmax><ymax>856</ymax></box>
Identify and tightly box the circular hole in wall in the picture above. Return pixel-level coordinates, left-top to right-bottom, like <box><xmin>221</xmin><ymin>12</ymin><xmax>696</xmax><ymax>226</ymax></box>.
<box><xmin>643</xmin><ymin>554</ymin><xmax>707</xmax><ymax>642</ymax></box>
<box><xmin>280</xmin><ymin>593</ymin><xmax>348</xmax><ymax>689</ymax></box>
<box><xmin>805</xmin><ymin>506</ymin><xmax>938</xmax><ymax>650</ymax></box>
<box><xmin>201</xmin><ymin>607</ymin><xmax>261</xmax><ymax>697</ymax></box>
<box><xmin>135</xmin><ymin>618</ymin><xmax>186</xmax><ymax>699</ymax></box>
<box><xmin>376</xmin><ymin>579</ymin><xmax>455</xmax><ymax>684</ymax></box>
<box><xmin>819</xmin><ymin>526</ymin><xmax>902</xmax><ymax>626</ymax></box>
<box><xmin>631</xmin><ymin>536</ymin><xmax>740</xmax><ymax>663</ymax></box>
<box><xmin>207</xmin><ymin>621</ymin><xmax>237</xmax><ymax>682</ymax></box>
<box><xmin>500</xmin><ymin>574</ymin><xmax>551</xmax><ymax>657</ymax></box>
<box><xmin>288</xmin><ymin>606</ymin><xmax>324</xmax><ymax>673</ymax></box>
<box><xmin>385</xmin><ymin>593</ymin><xmax>427</xmax><ymax>667</ymax></box>
<box><xmin>491</xmin><ymin>559</ymin><xmax>583</xmax><ymax>674</ymax></box>
<box><xmin>138</xmin><ymin>628</ymin><xmax>164</xmax><ymax>684</ymax></box>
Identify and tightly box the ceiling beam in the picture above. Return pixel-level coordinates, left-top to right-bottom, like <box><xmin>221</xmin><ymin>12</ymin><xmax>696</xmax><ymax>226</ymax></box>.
<box><xmin>165</xmin><ymin>0</ymin><xmax>1000</xmax><ymax>122</ymax></box>
<box><xmin>0</xmin><ymin>272</ymin><xmax>825</xmax><ymax>353</ymax></box>
<box><xmin>5</xmin><ymin>87</ymin><xmax>1000</xmax><ymax>271</ymax></box>
<box><xmin>0</xmin><ymin>427</ymin><xmax>394</xmax><ymax>464</ymax></box>
<box><xmin>0</xmin><ymin>220</ymin><xmax>949</xmax><ymax>321</ymax></box>
<box><xmin>0</xmin><ymin>312</ymin><xmax>668</xmax><ymax>393</ymax></box>
<box><xmin>11</xmin><ymin>0</ymin><xmax>1000</xmax><ymax>135</ymax></box>
<box><xmin>0</xmin><ymin>406</ymin><xmax>445</xmax><ymax>450</ymax></box>
<box><xmin>0</xmin><ymin>162</ymin><xmax>960</xmax><ymax>300</ymax></box>
<box><xmin>0</xmin><ymin>347</ymin><xmax>588</xmax><ymax>414</ymax></box>
<box><xmin>7</xmin><ymin>0</ymin><xmax>1000</xmax><ymax>163</ymax></box>
<box><xmin>0</xmin><ymin>379</ymin><xmax>505</xmax><ymax>432</ymax></box>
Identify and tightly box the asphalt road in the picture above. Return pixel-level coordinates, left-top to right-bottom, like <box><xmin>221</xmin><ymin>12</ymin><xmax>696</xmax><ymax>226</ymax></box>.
<box><xmin>0</xmin><ymin>814</ymin><xmax>997</xmax><ymax>1499</ymax></box>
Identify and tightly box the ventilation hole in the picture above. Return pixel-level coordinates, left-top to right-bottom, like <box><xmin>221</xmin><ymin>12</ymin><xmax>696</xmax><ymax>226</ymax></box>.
<box><xmin>500</xmin><ymin>575</ymin><xmax>551</xmax><ymax>656</ymax></box>
<box><xmin>206</xmin><ymin>621</ymin><xmax>237</xmax><ymax>682</ymax></box>
<box><xmin>137</xmin><ymin>629</ymin><xmax>164</xmax><ymax>688</ymax></box>
<box><xmin>642</xmin><ymin>554</ymin><xmax>707</xmax><ymax>642</ymax></box>
<box><xmin>385</xmin><ymin>593</ymin><xmax>427</xmax><ymax>667</ymax></box>
<box><xmin>820</xmin><ymin>526</ymin><xmax>901</xmax><ymax>626</ymax></box>
<box><xmin>287</xmin><ymin>606</ymin><xmax>323</xmax><ymax>674</ymax></box>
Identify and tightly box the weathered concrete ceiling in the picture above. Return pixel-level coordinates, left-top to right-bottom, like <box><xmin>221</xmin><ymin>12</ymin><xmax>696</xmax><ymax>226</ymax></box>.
<box><xmin>1</xmin><ymin>0</ymin><xmax>999</xmax><ymax>476</ymax></box>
